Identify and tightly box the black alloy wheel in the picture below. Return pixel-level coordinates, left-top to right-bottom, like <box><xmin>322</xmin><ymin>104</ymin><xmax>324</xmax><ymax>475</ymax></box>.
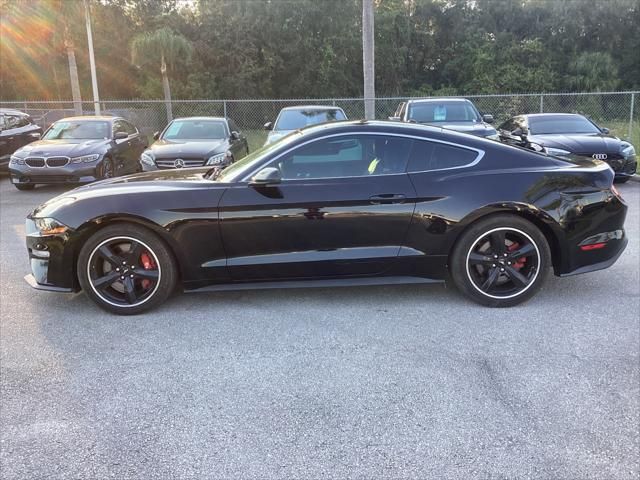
<box><xmin>78</xmin><ymin>224</ymin><xmax>177</xmax><ymax>314</ymax></box>
<box><xmin>451</xmin><ymin>215</ymin><xmax>551</xmax><ymax>307</ymax></box>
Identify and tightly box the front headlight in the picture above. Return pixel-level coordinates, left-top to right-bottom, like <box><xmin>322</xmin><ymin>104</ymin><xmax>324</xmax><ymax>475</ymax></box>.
<box><xmin>33</xmin><ymin>217</ymin><xmax>69</xmax><ymax>235</ymax></box>
<box><xmin>206</xmin><ymin>152</ymin><xmax>231</xmax><ymax>165</ymax></box>
<box><xmin>545</xmin><ymin>147</ymin><xmax>571</xmax><ymax>157</ymax></box>
<box><xmin>140</xmin><ymin>151</ymin><xmax>155</xmax><ymax>166</ymax></box>
<box><xmin>9</xmin><ymin>155</ymin><xmax>25</xmax><ymax>165</ymax></box>
<box><xmin>621</xmin><ymin>143</ymin><xmax>636</xmax><ymax>159</ymax></box>
<box><xmin>71</xmin><ymin>154</ymin><xmax>100</xmax><ymax>164</ymax></box>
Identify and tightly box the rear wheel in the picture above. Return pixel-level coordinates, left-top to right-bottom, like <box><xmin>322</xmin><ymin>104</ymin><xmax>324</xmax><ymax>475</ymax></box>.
<box><xmin>77</xmin><ymin>224</ymin><xmax>177</xmax><ymax>315</ymax></box>
<box><xmin>450</xmin><ymin>215</ymin><xmax>551</xmax><ymax>307</ymax></box>
<box><xmin>13</xmin><ymin>183</ymin><xmax>35</xmax><ymax>191</ymax></box>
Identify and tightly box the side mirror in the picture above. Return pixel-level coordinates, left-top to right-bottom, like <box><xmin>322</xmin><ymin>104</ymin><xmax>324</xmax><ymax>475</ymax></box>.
<box><xmin>482</xmin><ymin>114</ymin><xmax>494</xmax><ymax>124</ymax></box>
<box><xmin>601</xmin><ymin>127</ymin><xmax>610</xmax><ymax>134</ymax></box>
<box><xmin>230</xmin><ymin>131</ymin><xmax>240</xmax><ymax>140</ymax></box>
<box><xmin>264</xmin><ymin>122</ymin><xmax>273</xmax><ymax>131</ymax></box>
<box><xmin>249</xmin><ymin>167</ymin><xmax>281</xmax><ymax>186</ymax></box>
<box><xmin>511</xmin><ymin>126</ymin><xmax>529</xmax><ymax>138</ymax></box>
<box><xmin>114</xmin><ymin>131</ymin><xmax>128</xmax><ymax>140</ymax></box>
<box><xmin>153</xmin><ymin>131</ymin><xmax>160</xmax><ymax>141</ymax></box>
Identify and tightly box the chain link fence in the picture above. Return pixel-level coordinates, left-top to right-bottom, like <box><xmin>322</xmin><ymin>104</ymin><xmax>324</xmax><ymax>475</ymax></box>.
<box><xmin>2</xmin><ymin>92</ymin><xmax>637</xmax><ymax>152</ymax></box>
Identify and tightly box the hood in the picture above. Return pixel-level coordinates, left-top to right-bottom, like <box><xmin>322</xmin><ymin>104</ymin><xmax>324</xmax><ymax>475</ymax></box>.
<box><xmin>420</xmin><ymin>122</ymin><xmax>496</xmax><ymax>136</ymax></box>
<box><xmin>148</xmin><ymin>139</ymin><xmax>228</xmax><ymax>158</ymax></box>
<box><xmin>14</xmin><ymin>139</ymin><xmax>110</xmax><ymax>157</ymax></box>
<box><xmin>265</xmin><ymin>130</ymin><xmax>294</xmax><ymax>145</ymax></box>
<box><xmin>530</xmin><ymin>133</ymin><xmax>622</xmax><ymax>154</ymax></box>
<box><xmin>31</xmin><ymin>168</ymin><xmax>218</xmax><ymax>219</ymax></box>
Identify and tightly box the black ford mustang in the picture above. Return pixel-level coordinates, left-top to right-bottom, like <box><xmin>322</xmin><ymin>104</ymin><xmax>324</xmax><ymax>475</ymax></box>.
<box><xmin>25</xmin><ymin>121</ymin><xmax>628</xmax><ymax>314</ymax></box>
<box><xmin>498</xmin><ymin>113</ymin><xmax>637</xmax><ymax>182</ymax></box>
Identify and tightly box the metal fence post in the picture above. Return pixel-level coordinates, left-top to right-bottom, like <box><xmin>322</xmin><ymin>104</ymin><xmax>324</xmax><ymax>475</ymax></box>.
<box><xmin>223</xmin><ymin>100</ymin><xmax>227</xmax><ymax>118</ymax></box>
<box><xmin>540</xmin><ymin>94</ymin><xmax>544</xmax><ymax>113</ymax></box>
<box><xmin>629</xmin><ymin>93</ymin><xmax>635</xmax><ymax>141</ymax></box>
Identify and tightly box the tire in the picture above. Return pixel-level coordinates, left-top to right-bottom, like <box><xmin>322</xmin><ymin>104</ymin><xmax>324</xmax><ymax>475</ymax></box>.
<box><xmin>13</xmin><ymin>183</ymin><xmax>35</xmax><ymax>191</ymax></box>
<box><xmin>450</xmin><ymin>214</ymin><xmax>551</xmax><ymax>307</ymax></box>
<box><xmin>77</xmin><ymin>224</ymin><xmax>177</xmax><ymax>315</ymax></box>
<box><xmin>614</xmin><ymin>176</ymin><xmax>630</xmax><ymax>184</ymax></box>
<box><xmin>98</xmin><ymin>157</ymin><xmax>115</xmax><ymax>179</ymax></box>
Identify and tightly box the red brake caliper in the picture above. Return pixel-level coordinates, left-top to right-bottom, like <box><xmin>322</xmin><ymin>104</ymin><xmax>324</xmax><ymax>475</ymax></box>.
<box><xmin>140</xmin><ymin>252</ymin><xmax>156</xmax><ymax>289</ymax></box>
<box><xmin>507</xmin><ymin>242</ymin><xmax>527</xmax><ymax>270</ymax></box>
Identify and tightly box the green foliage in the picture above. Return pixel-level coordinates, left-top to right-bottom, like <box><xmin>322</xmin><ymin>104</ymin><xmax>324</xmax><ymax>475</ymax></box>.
<box><xmin>1</xmin><ymin>0</ymin><xmax>639</xmax><ymax>101</ymax></box>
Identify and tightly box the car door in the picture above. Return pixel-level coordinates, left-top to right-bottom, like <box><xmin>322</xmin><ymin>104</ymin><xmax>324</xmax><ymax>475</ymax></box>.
<box><xmin>121</xmin><ymin>120</ymin><xmax>145</xmax><ymax>172</ymax></box>
<box><xmin>111</xmin><ymin>120</ymin><xmax>133</xmax><ymax>173</ymax></box>
<box><xmin>227</xmin><ymin>119</ymin><xmax>247</xmax><ymax>160</ymax></box>
<box><xmin>218</xmin><ymin>133</ymin><xmax>417</xmax><ymax>281</ymax></box>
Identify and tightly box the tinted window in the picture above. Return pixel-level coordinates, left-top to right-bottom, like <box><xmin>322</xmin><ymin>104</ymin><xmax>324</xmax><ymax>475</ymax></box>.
<box><xmin>162</xmin><ymin>119</ymin><xmax>227</xmax><ymax>140</ymax></box>
<box><xmin>528</xmin><ymin>115</ymin><xmax>600</xmax><ymax>135</ymax></box>
<box><xmin>113</xmin><ymin>120</ymin><xmax>128</xmax><ymax>135</ymax></box>
<box><xmin>407</xmin><ymin>140</ymin><xmax>478</xmax><ymax>172</ymax></box>
<box><xmin>228</xmin><ymin>119</ymin><xmax>239</xmax><ymax>133</ymax></box>
<box><xmin>274</xmin><ymin>109</ymin><xmax>347</xmax><ymax>131</ymax></box>
<box><xmin>43</xmin><ymin>120</ymin><xmax>110</xmax><ymax>140</ymax></box>
<box><xmin>121</xmin><ymin>120</ymin><xmax>137</xmax><ymax>135</ymax></box>
<box><xmin>4</xmin><ymin>114</ymin><xmax>29</xmax><ymax>129</ymax></box>
<box><xmin>499</xmin><ymin>119</ymin><xmax>516</xmax><ymax>131</ymax></box>
<box><xmin>277</xmin><ymin>135</ymin><xmax>412</xmax><ymax>180</ymax></box>
<box><xmin>407</xmin><ymin>102</ymin><xmax>481</xmax><ymax>123</ymax></box>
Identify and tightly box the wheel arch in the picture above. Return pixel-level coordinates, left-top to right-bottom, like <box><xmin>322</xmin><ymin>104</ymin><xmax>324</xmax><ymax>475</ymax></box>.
<box><xmin>71</xmin><ymin>214</ymin><xmax>185</xmax><ymax>288</ymax></box>
<box><xmin>448</xmin><ymin>205</ymin><xmax>563</xmax><ymax>274</ymax></box>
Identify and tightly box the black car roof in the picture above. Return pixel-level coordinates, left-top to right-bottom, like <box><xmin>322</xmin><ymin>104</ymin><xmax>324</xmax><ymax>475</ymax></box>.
<box><xmin>0</xmin><ymin>108</ymin><xmax>28</xmax><ymax>115</ymax></box>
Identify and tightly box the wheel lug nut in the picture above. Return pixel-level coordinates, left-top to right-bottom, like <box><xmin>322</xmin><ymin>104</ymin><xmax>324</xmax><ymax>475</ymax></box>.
<box><xmin>500</xmin><ymin>268</ymin><xmax>505</xmax><ymax>272</ymax></box>
<box><xmin>492</xmin><ymin>264</ymin><xmax>496</xmax><ymax>267</ymax></box>
<box><xmin>116</xmin><ymin>268</ymin><xmax>120</xmax><ymax>272</ymax></box>
<box><xmin>130</xmin><ymin>274</ymin><xmax>134</xmax><ymax>278</ymax></box>
<box><xmin>120</xmin><ymin>276</ymin><xmax>124</xmax><ymax>280</ymax></box>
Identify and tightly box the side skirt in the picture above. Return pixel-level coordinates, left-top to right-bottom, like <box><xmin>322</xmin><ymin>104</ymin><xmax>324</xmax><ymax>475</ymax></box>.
<box><xmin>184</xmin><ymin>275</ymin><xmax>443</xmax><ymax>294</ymax></box>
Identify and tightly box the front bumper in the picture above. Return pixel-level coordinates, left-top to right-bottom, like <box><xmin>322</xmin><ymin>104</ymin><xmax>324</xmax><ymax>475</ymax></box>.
<box><xmin>9</xmin><ymin>163</ymin><xmax>99</xmax><ymax>185</ymax></box>
<box><xmin>25</xmin><ymin>217</ymin><xmax>79</xmax><ymax>291</ymax></box>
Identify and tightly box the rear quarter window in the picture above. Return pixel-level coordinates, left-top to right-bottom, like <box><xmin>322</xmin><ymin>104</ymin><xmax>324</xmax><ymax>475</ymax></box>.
<box><xmin>408</xmin><ymin>140</ymin><xmax>479</xmax><ymax>172</ymax></box>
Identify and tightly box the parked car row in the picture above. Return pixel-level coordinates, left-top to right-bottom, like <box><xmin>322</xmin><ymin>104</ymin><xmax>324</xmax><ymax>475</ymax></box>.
<box><xmin>4</xmin><ymin>99</ymin><xmax>637</xmax><ymax>191</ymax></box>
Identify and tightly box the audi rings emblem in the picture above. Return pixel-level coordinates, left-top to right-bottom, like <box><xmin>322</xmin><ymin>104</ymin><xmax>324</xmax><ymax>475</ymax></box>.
<box><xmin>592</xmin><ymin>153</ymin><xmax>608</xmax><ymax>160</ymax></box>
<box><xmin>174</xmin><ymin>158</ymin><xmax>185</xmax><ymax>168</ymax></box>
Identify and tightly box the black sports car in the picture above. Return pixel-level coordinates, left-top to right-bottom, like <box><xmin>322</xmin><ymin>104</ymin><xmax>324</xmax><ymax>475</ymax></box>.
<box><xmin>140</xmin><ymin>117</ymin><xmax>249</xmax><ymax>170</ymax></box>
<box><xmin>9</xmin><ymin>116</ymin><xmax>147</xmax><ymax>190</ymax></box>
<box><xmin>498</xmin><ymin>113</ymin><xmax>637</xmax><ymax>182</ymax></box>
<box><xmin>0</xmin><ymin>108</ymin><xmax>42</xmax><ymax>171</ymax></box>
<box><xmin>25</xmin><ymin>121</ymin><xmax>627</xmax><ymax>315</ymax></box>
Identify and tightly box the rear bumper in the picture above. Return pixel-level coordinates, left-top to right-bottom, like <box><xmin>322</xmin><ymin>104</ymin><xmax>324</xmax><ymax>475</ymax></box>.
<box><xmin>559</xmin><ymin>235</ymin><xmax>628</xmax><ymax>277</ymax></box>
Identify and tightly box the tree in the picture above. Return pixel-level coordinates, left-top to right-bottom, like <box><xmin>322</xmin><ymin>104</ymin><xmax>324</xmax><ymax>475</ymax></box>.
<box><xmin>131</xmin><ymin>27</ymin><xmax>192</xmax><ymax>122</ymax></box>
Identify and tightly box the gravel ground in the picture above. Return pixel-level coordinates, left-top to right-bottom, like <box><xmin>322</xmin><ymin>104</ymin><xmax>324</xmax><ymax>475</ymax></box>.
<box><xmin>1</xmin><ymin>176</ymin><xmax>638</xmax><ymax>479</ymax></box>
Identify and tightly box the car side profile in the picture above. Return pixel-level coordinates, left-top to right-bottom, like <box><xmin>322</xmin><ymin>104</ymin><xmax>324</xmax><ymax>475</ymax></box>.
<box><xmin>25</xmin><ymin>121</ymin><xmax>627</xmax><ymax>315</ymax></box>
<box><xmin>263</xmin><ymin>105</ymin><xmax>347</xmax><ymax>145</ymax></box>
<box><xmin>140</xmin><ymin>117</ymin><xmax>249</xmax><ymax>170</ymax></box>
<box><xmin>390</xmin><ymin>98</ymin><xmax>498</xmax><ymax>139</ymax></box>
<box><xmin>9</xmin><ymin>116</ymin><xmax>147</xmax><ymax>190</ymax></box>
<box><xmin>0</xmin><ymin>108</ymin><xmax>42</xmax><ymax>171</ymax></box>
<box><xmin>498</xmin><ymin>113</ymin><xmax>637</xmax><ymax>183</ymax></box>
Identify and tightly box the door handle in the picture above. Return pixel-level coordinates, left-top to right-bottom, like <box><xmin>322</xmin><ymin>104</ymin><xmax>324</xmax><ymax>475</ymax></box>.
<box><xmin>369</xmin><ymin>193</ymin><xmax>406</xmax><ymax>204</ymax></box>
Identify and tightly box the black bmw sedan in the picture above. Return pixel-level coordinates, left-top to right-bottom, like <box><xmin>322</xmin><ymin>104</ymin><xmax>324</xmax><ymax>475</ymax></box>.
<box><xmin>9</xmin><ymin>116</ymin><xmax>146</xmax><ymax>190</ymax></box>
<box><xmin>498</xmin><ymin>113</ymin><xmax>637</xmax><ymax>182</ymax></box>
<box><xmin>140</xmin><ymin>117</ymin><xmax>249</xmax><ymax>170</ymax></box>
<box><xmin>24</xmin><ymin>121</ymin><xmax>627</xmax><ymax>314</ymax></box>
<box><xmin>0</xmin><ymin>108</ymin><xmax>42</xmax><ymax>171</ymax></box>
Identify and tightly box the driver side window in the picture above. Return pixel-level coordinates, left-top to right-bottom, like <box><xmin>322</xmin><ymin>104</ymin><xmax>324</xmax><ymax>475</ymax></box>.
<box><xmin>276</xmin><ymin>135</ymin><xmax>412</xmax><ymax>180</ymax></box>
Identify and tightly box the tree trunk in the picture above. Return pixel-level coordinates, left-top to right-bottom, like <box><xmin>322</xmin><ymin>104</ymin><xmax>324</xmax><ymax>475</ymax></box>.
<box><xmin>362</xmin><ymin>0</ymin><xmax>375</xmax><ymax>120</ymax></box>
<box><xmin>64</xmin><ymin>25</ymin><xmax>82</xmax><ymax>115</ymax></box>
<box><xmin>161</xmin><ymin>54</ymin><xmax>172</xmax><ymax>123</ymax></box>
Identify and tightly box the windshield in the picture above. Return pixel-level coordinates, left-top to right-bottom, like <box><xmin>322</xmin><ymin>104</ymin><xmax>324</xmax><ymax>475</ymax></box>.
<box><xmin>407</xmin><ymin>102</ymin><xmax>480</xmax><ymax>123</ymax></box>
<box><xmin>43</xmin><ymin>121</ymin><xmax>110</xmax><ymax>140</ymax></box>
<box><xmin>162</xmin><ymin>119</ymin><xmax>227</xmax><ymax>140</ymax></box>
<box><xmin>528</xmin><ymin>116</ymin><xmax>601</xmax><ymax>135</ymax></box>
<box><xmin>215</xmin><ymin>131</ymin><xmax>303</xmax><ymax>182</ymax></box>
<box><xmin>274</xmin><ymin>109</ymin><xmax>346</xmax><ymax>131</ymax></box>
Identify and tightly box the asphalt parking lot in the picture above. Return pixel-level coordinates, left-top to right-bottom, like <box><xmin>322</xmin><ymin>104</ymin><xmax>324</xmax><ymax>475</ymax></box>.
<box><xmin>0</xmin><ymin>176</ymin><xmax>638</xmax><ymax>479</ymax></box>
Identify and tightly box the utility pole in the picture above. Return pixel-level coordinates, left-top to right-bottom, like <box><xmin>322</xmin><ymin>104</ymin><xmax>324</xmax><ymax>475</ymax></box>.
<box><xmin>84</xmin><ymin>0</ymin><xmax>100</xmax><ymax>115</ymax></box>
<box><xmin>362</xmin><ymin>0</ymin><xmax>375</xmax><ymax>120</ymax></box>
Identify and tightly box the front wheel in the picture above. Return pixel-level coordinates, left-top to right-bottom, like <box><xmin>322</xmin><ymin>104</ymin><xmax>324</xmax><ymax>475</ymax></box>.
<box><xmin>77</xmin><ymin>224</ymin><xmax>177</xmax><ymax>314</ymax></box>
<box><xmin>450</xmin><ymin>215</ymin><xmax>551</xmax><ymax>307</ymax></box>
<box><xmin>98</xmin><ymin>157</ymin><xmax>115</xmax><ymax>179</ymax></box>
